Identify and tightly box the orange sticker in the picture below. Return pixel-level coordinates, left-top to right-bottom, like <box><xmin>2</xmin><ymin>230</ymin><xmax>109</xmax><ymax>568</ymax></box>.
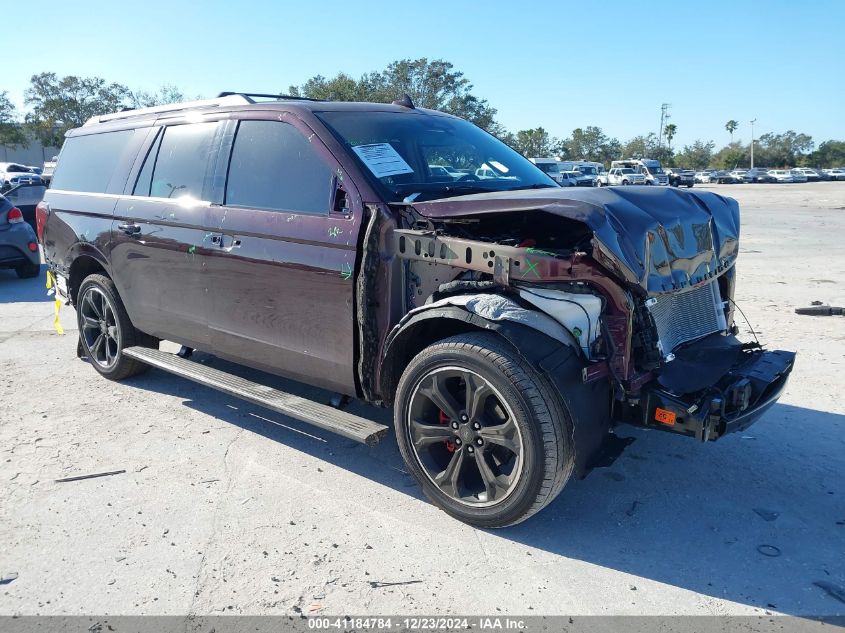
<box><xmin>655</xmin><ymin>408</ymin><xmax>676</xmax><ymax>425</ymax></box>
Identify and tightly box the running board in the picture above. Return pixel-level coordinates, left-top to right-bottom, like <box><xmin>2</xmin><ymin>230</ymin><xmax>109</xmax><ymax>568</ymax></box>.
<box><xmin>122</xmin><ymin>347</ymin><xmax>389</xmax><ymax>446</ymax></box>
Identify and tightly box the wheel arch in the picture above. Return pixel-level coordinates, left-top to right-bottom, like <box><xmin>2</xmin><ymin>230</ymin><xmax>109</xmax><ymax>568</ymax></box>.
<box><xmin>68</xmin><ymin>249</ymin><xmax>111</xmax><ymax>305</ymax></box>
<box><xmin>379</xmin><ymin>298</ymin><xmax>611</xmax><ymax>478</ymax></box>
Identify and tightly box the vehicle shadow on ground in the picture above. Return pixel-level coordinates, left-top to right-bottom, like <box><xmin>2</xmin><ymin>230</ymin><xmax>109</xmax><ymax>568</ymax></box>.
<box><xmin>0</xmin><ymin>265</ymin><xmax>49</xmax><ymax>302</ymax></box>
<box><xmin>123</xmin><ymin>353</ymin><xmax>845</xmax><ymax>616</ymax></box>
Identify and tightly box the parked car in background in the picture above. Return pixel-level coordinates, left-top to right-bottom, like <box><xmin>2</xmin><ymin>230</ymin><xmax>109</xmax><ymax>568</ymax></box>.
<box><xmin>427</xmin><ymin>165</ymin><xmax>451</xmax><ymax>178</ymax></box>
<box><xmin>611</xmin><ymin>159</ymin><xmax>668</xmax><ymax>185</ymax></box>
<box><xmin>821</xmin><ymin>168</ymin><xmax>845</xmax><ymax>181</ymax></box>
<box><xmin>665</xmin><ymin>168</ymin><xmax>695</xmax><ymax>187</ymax></box>
<box><xmin>559</xmin><ymin>161</ymin><xmax>601</xmax><ymax>186</ymax></box>
<box><xmin>792</xmin><ymin>167</ymin><xmax>819</xmax><ymax>182</ymax></box>
<box><xmin>694</xmin><ymin>171</ymin><xmax>712</xmax><ymax>184</ymax></box>
<box><xmin>529</xmin><ymin>158</ymin><xmax>565</xmax><ymax>185</ymax></box>
<box><xmin>768</xmin><ymin>169</ymin><xmax>795</xmax><ymax>183</ymax></box>
<box><xmin>729</xmin><ymin>169</ymin><xmax>751</xmax><ymax>183</ymax></box>
<box><xmin>559</xmin><ymin>171</ymin><xmax>580</xmax><ymax>187</ymax></box>
<box><xmin>599</xmin><ymin>168</ymin><xmax>646</xmax><ymax>186</ymax></box>
<box><xmin>746</xmin><ymin>168</ymin><xmax>775</xmax><ymax>183</ymax></box>
<box><xmin>789</xmin><ymin>169</ymin><xmax>808</xmax><ymax>183</ymax></box>
<box><xmin>0</xmin><ymin>191</ymin><xmax>41</xmax><ymax>279</ymax></box>
<box><xmin>42</xmin><ymin>156</ymin><xmax>58</xmax><ymax>185</ymax></box>
<box><xmin>563</xmin><ymin>170</ymin><xmax>593</xmax><ymax>187</ymax></box>
<box><xmin>0</xmin><ymin>163</ymin><xmax>44</xmax><ymax>192</ymax></box>
<box><xmin>475</xmin><ymin>166</ymin><xmax>502</xmax><ymax>179</ymax></box>
<box><xmin>708</xmin><ymin>170</ymin><xmax>738</xmax><ymax>184</ymax></box>
<box><xmin>2</xmin><ymin>183</ymin><xmax>47</xmax><ymax>233</ymax></box>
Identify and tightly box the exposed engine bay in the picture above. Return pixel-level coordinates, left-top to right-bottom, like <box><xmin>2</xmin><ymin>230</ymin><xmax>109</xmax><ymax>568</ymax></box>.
<box><xmin>387</xmin><ymin>185</ymin><xmax>794</xmax><ymax>444</ymax></box>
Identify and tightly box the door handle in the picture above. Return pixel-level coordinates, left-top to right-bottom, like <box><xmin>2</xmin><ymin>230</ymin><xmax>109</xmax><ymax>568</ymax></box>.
<box><xmin>118</xmin><ymin>222</ymin><xmax>141</xmax><ymax>235</ymax></box>
<box><xmin>215</xmin><ymin>235</ymin><xmax>241</xmax><ymax>250</ymax></box>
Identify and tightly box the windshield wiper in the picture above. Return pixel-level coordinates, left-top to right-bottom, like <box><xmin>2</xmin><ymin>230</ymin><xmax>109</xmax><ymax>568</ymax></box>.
<box><xmin>506</xmin><ymin>183</ymin><xmax>558</xmax><ymax>191</ymax></box>
<box><xmin>443</xmin><ymin>184</ymin><xmax>496</xmax><ymax>193</ymax></box>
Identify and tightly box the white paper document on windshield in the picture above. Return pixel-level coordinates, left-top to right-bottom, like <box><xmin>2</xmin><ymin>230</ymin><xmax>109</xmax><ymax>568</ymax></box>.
<box><xmin>352</xmin><ymin>143</ymin><xmax>414</xmax><ymax>178</ymax></box>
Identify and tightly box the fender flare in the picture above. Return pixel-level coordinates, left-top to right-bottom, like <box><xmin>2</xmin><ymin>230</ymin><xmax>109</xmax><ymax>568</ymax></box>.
<box><xmin>67</xmin><ymin>241</ymin><xmax>111</xmax><ymax>273</ymax></box>
<box><xmin>379</xmin><ymin>298</ymin><xmax>610</xmax><ymax>478</ymax></box>
<box><xmin>65</xmin><ymin>242</ymin><xmax>113</xmax><ymax>303</ymax></box>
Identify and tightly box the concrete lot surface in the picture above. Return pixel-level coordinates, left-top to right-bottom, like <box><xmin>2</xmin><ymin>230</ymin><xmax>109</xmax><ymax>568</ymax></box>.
<box><xmin>1</xmin><ymin>182</ymin><xmax>844</xmax><ymax>616</ymax></box>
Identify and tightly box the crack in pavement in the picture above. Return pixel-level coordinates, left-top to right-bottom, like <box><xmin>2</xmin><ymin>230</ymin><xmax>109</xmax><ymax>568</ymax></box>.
<box><xmin>187</xmin><ymin>427</ymin><xmax>245</xmax><ymax>616</ymax></box>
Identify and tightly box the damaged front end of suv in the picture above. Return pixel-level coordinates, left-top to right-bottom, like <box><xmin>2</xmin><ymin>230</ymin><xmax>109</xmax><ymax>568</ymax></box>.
<box><xmin>384</xmin><ymin>184</ymin><xmax>795</xmax><ymax>464</ymax></box>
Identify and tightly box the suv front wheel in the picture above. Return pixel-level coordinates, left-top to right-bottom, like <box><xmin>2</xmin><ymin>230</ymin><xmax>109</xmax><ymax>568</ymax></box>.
<box><xmin>76</xmin><ymin>274</ymin><xmax>151</xmax><ymax>380</ymax></box>
<box><xmin>394</xmin><ymin>333</ymin><xmax>575</xmax><ymax>528</ymax></box>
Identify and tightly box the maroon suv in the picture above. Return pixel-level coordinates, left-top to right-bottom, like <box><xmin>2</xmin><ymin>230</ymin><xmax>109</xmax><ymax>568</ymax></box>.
<box><xmin>39</xmin><ymin>92</ymin><xmax>795</xmax><ymax>527</ymax></box>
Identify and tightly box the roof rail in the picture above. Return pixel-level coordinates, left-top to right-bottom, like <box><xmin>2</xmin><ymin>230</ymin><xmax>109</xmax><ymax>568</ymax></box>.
<box><xmin>216</xmin><ymin>91</ymin><xmax>323</xmax><ymax>103</ymax></box>
<box><xmin>85</xmin><ymin>94</ymin><xmax>251</xmax><ymax>126</ymax></box>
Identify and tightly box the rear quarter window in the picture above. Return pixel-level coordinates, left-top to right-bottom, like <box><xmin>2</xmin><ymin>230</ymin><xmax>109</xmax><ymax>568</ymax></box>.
<box><xmin>51</xmin><ymin>130</ymin><xmax>136</xmax><ymax>193</ymax></box>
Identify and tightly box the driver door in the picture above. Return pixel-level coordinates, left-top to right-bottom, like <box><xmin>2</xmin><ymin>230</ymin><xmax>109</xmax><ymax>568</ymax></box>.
<box><xmin>204</xmin><ymin>115</ymin><xmax>363</xmax><ymax>395</ymax></box>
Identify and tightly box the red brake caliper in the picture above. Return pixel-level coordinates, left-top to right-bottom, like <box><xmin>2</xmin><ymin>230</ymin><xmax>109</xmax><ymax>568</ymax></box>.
<box><xmin>439</xmin><ymin>410</ymin><xmax>456</xmax><ymax>453</ymax></box>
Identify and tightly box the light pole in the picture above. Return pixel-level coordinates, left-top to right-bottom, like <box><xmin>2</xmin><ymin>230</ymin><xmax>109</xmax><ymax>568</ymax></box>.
<box><xmin>750</xmin><ymin>118</ymin><xmax>756</xmax><ymax>169</ymax></box>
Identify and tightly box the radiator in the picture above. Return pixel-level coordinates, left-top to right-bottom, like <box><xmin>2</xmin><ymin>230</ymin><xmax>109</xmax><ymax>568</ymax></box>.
<box><xmin>646</xmin><ymin>280</ymin><xmax>727</xmax><ymax>356</ymax></box>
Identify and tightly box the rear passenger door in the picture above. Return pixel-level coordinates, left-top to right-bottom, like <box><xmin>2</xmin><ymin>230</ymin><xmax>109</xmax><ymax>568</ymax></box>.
<box><xmin>205</xmin><ymin>114</ymin><xmax>362</xmax><ymax>395</ymax></box>
<box><xmin>111</xmin><ymin>120</ymin><xmax>224</xmax><ymax>349</ymax></box>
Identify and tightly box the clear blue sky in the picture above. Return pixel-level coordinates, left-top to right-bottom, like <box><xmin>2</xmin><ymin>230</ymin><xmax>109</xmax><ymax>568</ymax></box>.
<box><xmin>5</xmin><ymin>0</ymin><xmax>843</xmax><ymax>148</ymax></box>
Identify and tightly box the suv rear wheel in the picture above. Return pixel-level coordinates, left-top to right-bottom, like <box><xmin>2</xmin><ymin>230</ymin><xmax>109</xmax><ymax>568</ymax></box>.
<box><xmin>76</xmin><ymin>274</ymin><xmax>150</xmax><ymax>380</ymax></box>
<box><xmin>394</xmin><ymin>333</ymin><xmax>574</xmax><ymax>528</ymax></box>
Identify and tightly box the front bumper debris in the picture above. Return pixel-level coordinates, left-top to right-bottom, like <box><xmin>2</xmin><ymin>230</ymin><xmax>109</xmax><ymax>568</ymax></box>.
<box><xmin>632</xmin><ymin>345</ymin><xmax>796</xmax><ymax>441</ymax></box>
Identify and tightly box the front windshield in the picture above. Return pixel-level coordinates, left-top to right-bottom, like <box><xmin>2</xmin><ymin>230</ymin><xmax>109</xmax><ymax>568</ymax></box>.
<box><xmin>316</xmin><ymin>110</ymin><xmax>557</xmax><ymax>201</ymax></box>
<box><xmin>537</xmin><ymin>163</ymin><xmax>561</xmax><ymax>174</ymax></box>
<box><xmin>576</xmin><ymin>166</ymin><xmax>597</xmax><ymax>175</ymax></box>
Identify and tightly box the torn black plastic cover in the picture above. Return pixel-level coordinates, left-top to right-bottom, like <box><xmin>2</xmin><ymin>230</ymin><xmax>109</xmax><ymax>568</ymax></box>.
<box><xmin>656</xmin><ymin>333</ymin><xmax>744</xmax><ymax>394</ymax></box>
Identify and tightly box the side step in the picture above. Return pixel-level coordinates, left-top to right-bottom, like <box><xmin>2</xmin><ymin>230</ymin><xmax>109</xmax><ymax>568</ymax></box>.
<box><xmin>122</xmin><ymin>347</ymin><xmax>389</xmax><ymax>446</ymax></box>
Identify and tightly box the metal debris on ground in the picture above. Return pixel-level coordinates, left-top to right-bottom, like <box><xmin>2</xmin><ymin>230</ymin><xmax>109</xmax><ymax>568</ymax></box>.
<box><xmin>0</xmin><ymin>572</ymin><xmax>19</xmax><ymax>585</ymax></box>
<box><xmin>55</xmin><ymin>469</ymin><xmax>126</xmax><ymax>483</ymax></box>
<box><xmin>795</xmin><ymin>305</ymin><xmax>843</xmax><ymax>316</ymax></box>
<box><xmin>368</xmin><ymin>580</ymin><xmax>423</xmax><ymax>588</ymax></box>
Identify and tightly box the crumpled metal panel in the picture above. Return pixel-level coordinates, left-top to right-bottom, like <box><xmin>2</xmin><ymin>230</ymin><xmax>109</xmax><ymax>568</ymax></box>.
<box><xmin>412</xmin><ymin>186</ymin><xmax>741</xmax><ymax>295</ymax></box>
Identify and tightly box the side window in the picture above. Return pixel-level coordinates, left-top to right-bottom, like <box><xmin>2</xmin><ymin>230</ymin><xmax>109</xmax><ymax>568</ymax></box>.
<box><xmin>225</xmin><ymin>120</ymin><xmax>333</xmax><ymax>214</ymax></box>
<box><xmin>133</xmin><ymin>129</ymin><xmax>162</xmax><ymax>196</ymax></box>
<box><xmin>51</xmin><ymin>130</ymin><xmax>136</xmax><ymax>193</ymax></box>
<box><xmin>140</xmin><ymin>122</ymin><xmax>219</xmax><ymax>199</ymax></box>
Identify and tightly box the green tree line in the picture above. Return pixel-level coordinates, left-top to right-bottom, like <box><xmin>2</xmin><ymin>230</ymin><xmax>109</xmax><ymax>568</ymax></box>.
<box><xmin>2</xmin><ymin>63</ymin><xmax>843</xmax><ymax>169</ymax></box>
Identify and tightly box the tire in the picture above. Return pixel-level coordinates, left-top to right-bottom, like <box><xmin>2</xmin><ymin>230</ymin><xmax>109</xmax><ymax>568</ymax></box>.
<box><xmin>621</xmin><ymin>180</ymin><xmax>629</xmax><ymax>185</ymax></box>
<box><xmin>596</xmin><ymin>180</ymin><xmax>603</xmax><ymax>187</ymax></box>
<box><xmin>687</xmin><ymin>184</ymin><xmax>694</xmax><ymax>188</ymax></box>
<box><xmin>394</xmin><ymin>332</ymin><xmax>575</xmax><ymax>528</ymax></box>
<box><xmin>15</xmin><ymin>262</ymin><xmax>40</xmax><ymax>279</ymax></box>
<box><xmin>76</xmin><ymin>273</ymin><xmax>151</xmax><ymax>380</ymax></box>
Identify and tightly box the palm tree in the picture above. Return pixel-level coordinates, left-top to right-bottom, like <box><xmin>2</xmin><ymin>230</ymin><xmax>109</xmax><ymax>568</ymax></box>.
<box><xmin>725</xmin><ymin>120</ymin><xmax>739</xmax><ymax>143</ymax></box>
<box><xmin>664</xmin><ymin>124</ymin><xmax>677</xmax><ymax>152</ymax></box>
